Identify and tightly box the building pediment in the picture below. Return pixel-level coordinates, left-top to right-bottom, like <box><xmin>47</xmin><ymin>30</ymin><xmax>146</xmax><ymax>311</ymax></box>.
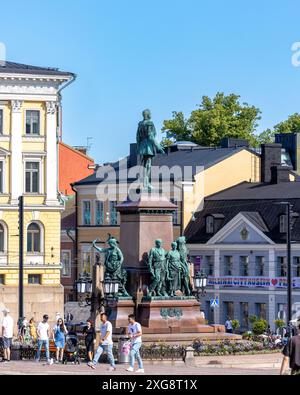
<box><xmin>206</xmin><ymin>212</ymin><xmax>275</xmax><ymax>245</ymax></box>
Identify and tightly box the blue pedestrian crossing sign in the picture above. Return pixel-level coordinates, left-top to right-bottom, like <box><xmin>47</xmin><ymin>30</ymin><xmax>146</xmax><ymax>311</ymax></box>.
<box><xmin>210</xmin><ymin>297</ymin><xmax>219</xmax><ymax>308</ymax></box>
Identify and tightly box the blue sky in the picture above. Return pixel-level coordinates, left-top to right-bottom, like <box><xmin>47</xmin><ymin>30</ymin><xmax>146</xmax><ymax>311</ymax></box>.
<box><xmin>1</xmin><ymin>0</ymin><xmax>300</xmax><ymax>163</ymax></box>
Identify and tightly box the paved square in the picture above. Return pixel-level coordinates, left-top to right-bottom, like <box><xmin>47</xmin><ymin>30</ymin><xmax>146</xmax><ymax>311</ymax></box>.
<box><xmin>0</xmin><ymin>357</ymin><xmax>280</xmax><ymax>376</ymax></box>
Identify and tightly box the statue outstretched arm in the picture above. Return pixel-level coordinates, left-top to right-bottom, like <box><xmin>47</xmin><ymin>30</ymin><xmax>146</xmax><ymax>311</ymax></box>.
<box><xmin>92</xmin><ymin>238</ymin><xmax>106</xmax><ymax>254</ymax></box>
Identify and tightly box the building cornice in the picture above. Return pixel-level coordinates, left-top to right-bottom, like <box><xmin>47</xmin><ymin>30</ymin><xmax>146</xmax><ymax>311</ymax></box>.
<box><xmin>0</xmin><ymin>205</ymin><xmax>65</xmax><ymax>211</ymax></box>
<box><xmin>0</xmin><ymin>74</ymin><xmax>72</xmax><ymax>82</ymax></box>
<box><xmin>0</xmin><ymin>76</ymin><xmax>73</xmax><ymax>99</ymax></box>
<box><xmin>188</xmin><ymin>243</ymin><xmax>300</xmax><ymax>251</ymax></box>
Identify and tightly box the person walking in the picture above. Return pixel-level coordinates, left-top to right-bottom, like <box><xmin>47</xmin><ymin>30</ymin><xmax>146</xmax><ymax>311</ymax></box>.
<box><xmin>1</xmin><ymin>308</ymin><xmax>14</xmax><ymax>363</ymax></box>
<box><xmin>126</xmin><ymin>314</ymin><xmax>144</xmax><ymax>373</ymax></box>
<box><xmin>83</xmin><ymin>319</ymin><xmax>96</xmax><ymax>363</ymax></box>
<box><xmin>225</xmin><ymin>317</ymin><xmax>233</xmax><ymax>334</ymax></box>
<box><xmin>88</xmin><ymin>313</ymin><xmax>116</xmax><ymax>371</ymax></box>
<box><xmin>53</xmin><ymin>318</ymin><xmax>68</xmax><ymax>364</ymax></box>
<box><xmin>29</xmin><ymin>318</ymin><xmax>37</xmax><ymax>343</ymax></box>
<box><xmin>35</xmin><ymin>314</ymin><xmax>53</xmax><ymax>365</ymax></box>
<box><xmin>280</xmin><ymin>319</ymin><xmax>300</xmax><ymax>375</ymax></box>
<box><xmin>18</xmin><ymin>316</ymin><xmax>28</xmax><ymax>343</ymax></box>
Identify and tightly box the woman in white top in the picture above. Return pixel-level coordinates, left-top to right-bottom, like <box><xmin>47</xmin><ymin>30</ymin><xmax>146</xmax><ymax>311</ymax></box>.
<box><xmin>126</xmin><ymin>314</ymin><xmax>144</xmax><ymax>373</ymax></box>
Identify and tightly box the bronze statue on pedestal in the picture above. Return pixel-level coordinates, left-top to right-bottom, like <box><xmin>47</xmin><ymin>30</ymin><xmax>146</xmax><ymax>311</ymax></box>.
<box><xmin>92</xmin><ymin>237</ymin><xmax>130</xmax><ymax>297</ymax></box>
<box><xmin>136</xmin><ymin>109</ymin><xmax>165</xmax><ymax>191</ymax></box>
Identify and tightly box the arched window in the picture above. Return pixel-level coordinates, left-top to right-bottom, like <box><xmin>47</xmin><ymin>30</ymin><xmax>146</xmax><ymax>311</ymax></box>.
<box><xmin>206</xmin><ymin>216</ymin><xmax>214</xmax><ymax>234</ymax></box>
<box><xmin>27</xmin><ymin>223</ymin><xmax>41</xmax><ymax>253</ymax></box>
<box><xmin>0</xmin><ymin>223</ymin><xmax>4</xmax><ymax>252</ymax></box>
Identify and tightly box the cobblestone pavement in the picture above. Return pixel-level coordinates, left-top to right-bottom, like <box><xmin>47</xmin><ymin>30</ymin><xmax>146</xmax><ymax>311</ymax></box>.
<box><xmin>0</xmin><ymin>359</ymin><xmax>279</xmax><ymax>375</ymax></box>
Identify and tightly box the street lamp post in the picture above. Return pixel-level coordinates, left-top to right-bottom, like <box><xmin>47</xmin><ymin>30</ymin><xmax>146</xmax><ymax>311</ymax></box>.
<box><xmin>276</xmin><ymin>202</ymin><xmax>293</xmax><ymax>326</ymax></box>
<box><xmin>286</xmin><ymin>202</ymin><xmax>292</xmax><ymax>325</ymax></box>
<box><xmin>193</xmin><ymin>271</ymin><xmax>208</xmax><ymax>301</ymax></box>
<box><xmin>18</xmin><ymin>196</ymin><xmax>24</xmax><ymax>329</ymax></box>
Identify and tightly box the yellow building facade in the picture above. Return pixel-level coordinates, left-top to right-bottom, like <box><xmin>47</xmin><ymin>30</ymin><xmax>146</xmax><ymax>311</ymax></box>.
<box><xmin>0</xmin><ymin>62</ymin><xmax>75</xmax><ymax>324</ymax></box>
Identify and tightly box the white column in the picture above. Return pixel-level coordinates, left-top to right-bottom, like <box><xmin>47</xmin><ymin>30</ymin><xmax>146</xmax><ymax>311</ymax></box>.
<box><xmin>45</xmin><ymin>101</ymin><xmax>58</xmax><ymax>205</ymax></box>
<box><xmin>214</xmin><ymin>249</ymin><xmax>220</xmax><ymax>277</ymax></box>
<box><xmin>11</xmin><ymin>100</ymin><xmax>23</xmax><ymax>203</ymax></box>
<box><xmin>269</xmin><ymin>248</ymin><xmax>276</xmax><ymax>278</ymax></box>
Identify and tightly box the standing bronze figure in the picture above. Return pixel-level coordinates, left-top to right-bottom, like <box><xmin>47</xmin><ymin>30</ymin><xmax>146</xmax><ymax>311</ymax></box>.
<box><xmin>92</xmin><ymin>237</ymin><xmax>130</xmax><ymax>297</ymax></box>
<box><xmin>136</xmin><ymin>109</ymin><xmax>164</xmax><ymax>191</ymax></box>
<box><xmin>147</xmin><ymin>239</ymin><xmax>168</xmax><ymax>297</ymax></box>
<box><xmin>177</xmin><ymin>236</ymin><xmax>192</xmax><ymax>296</ymax></box>
<box><xmin>166</xmin><ymin>242</ymin><xmax>182</xmax><ymax>297</ymax></box>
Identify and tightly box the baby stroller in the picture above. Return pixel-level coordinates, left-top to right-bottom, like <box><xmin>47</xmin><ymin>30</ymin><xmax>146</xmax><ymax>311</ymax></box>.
<box><xmin>63</xmin><ymin>332</ymin><xmax>81</xmax><ymax>365</ymax></box>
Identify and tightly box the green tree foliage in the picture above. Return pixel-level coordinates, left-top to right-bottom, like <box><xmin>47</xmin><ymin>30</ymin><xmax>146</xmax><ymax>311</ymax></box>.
<box><xmin>258</xmin><ymin>113</ymin><xmax>300</xmax><ymax>144</ymax></box>
<box><xmin>162</xmin><ymin>93</ymin><xmax>261</xmax><ymax>147</ymax></box>
<box><xmin>161</xmin><ymin>111</ymin><xmax>191</xmax><ymax>148</ymax></box>
<box><xmin>257</xmin><ymin>129</ymin><xmax>275</xmax><ymax>145</ymax></box>
<box><xmin>274</xmin><ymin>113</ymin><xmax>300</xmax><ymax>134</ymax></box>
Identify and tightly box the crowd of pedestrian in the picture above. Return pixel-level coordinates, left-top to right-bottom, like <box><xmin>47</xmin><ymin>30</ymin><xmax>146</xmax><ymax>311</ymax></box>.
<box><xmin>0</xmin><ymin>309</ymin><xmax>68</xmax><ymax>365</ymax></box>
<box><xmin>1</xmin><ymin>307</ymin><xmax>145</xmax><ymax>373</ymax></box>
<box><xmin>86</xmin><ymin>312</ymin><xmax>144</xmax><ymax>373</ymax></box>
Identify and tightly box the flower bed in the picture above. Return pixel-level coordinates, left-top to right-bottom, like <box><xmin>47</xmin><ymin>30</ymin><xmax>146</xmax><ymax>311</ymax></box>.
<box><xmin>193</xmin><ymin>339</ymin><xmax>282</xmax><ymax>356</ymax></box>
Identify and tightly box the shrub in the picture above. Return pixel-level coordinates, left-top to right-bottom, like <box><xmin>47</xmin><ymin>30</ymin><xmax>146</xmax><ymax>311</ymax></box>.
<box><xmin>274</xmin><ymin>319</ymin><xmax>285</xmax><ymax>329</ymax></box>
<box><xmin>242</xmin><ymin>331</ymin><xmax>253</xmax><ymax>340</ymax></box>
<box><xmin>252</xmin><ymin>319</ymin><xmax>268</xmax><ymax>335</ymax></box>
<box><xmin>231</xmin><ymin>319</ymin><xmax>240</xmax><ymax>333</ymax></box>
<box><xmin>249</xmin><ymin>315</ymin><xmax>258</xmax><ymax>324</ymax></box>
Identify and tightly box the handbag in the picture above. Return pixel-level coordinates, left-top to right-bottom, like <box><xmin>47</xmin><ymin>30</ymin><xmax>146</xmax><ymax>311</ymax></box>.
<box><xmin>122</xmin><ymin>341</ymin><xmax>132</xmax><ymax>355</ymax></box>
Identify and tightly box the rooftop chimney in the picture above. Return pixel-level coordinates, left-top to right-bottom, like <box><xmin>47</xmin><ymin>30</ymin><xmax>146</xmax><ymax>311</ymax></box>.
<box><xmin>271</xmin><ymin>165</ymin><xmax>292</xmax><ymax>184</ymax></box>
<box><xmin>261</xmin><ymin>143</ymin><xmax>282</xmax><ymax>183</ymax></box>
<box><xmin>220</xmin><ymin>137</ymin><xmax>249</xmax><ymax>148</ymax></box>
<box><xmin>73</xmin><ymin>146</ymin><xmax>88</xmax><ymax>156</ymax></box>
<box><xmin>129</xmin><ymin>143</ymin><xmax>139</xmax><ymax>167</ymax></box>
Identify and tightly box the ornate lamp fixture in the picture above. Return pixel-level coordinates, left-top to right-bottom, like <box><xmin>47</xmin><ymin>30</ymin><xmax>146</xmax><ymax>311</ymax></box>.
<box><xmin>193</xmin><ymin>270</ymin><xmax>208</xmax><ymax>300</ymax></box>
<box><xmin>75</xmin><ymin>273</ymin><xmax>93</xmax><ymax>307</ymax></box>
<box><xmin>104</xmin><ymin>279</ymin><xmax>119</xmax><ymax>298</ymax></box>
<box><xmin>75</xmin><ymin>273</ymin><xmax>119</xmax><ymax>308</ymax></box>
